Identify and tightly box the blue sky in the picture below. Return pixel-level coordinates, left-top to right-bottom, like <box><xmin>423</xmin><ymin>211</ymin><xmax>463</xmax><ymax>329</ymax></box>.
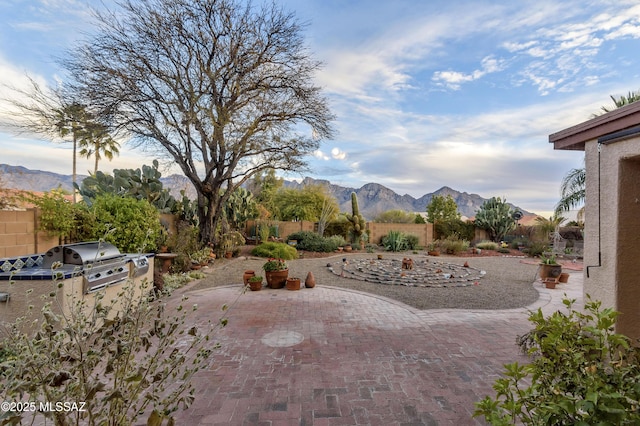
<box><xmin>1</xmin><ymin>0</ymin><xmax>639</xmax><ymax>217</ymax></box>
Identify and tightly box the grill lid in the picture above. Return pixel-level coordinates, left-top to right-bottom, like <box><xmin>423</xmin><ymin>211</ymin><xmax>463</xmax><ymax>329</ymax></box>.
<box><xmin>43</xmin><ymin>241</ymin><xmax>123</xmax><ymax>268</ymax></box>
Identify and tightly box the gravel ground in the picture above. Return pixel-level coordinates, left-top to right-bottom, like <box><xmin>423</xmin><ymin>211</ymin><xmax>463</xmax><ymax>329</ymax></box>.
<box><xmin>187</xmin><ymin>251</ymin><xmax>542</xmax><ymax>310</ymax></box>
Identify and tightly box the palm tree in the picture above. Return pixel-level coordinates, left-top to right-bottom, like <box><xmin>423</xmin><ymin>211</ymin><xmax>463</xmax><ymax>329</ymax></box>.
<box><xmin>556</xmin><ymin>90</ymin><xmax>640</xmax><ymax>216</ymax></box>
<box><xmin>54</xmin><ymin>103</ymin><xmax>89</xmax><ymax>202</ymax></box>
<box><xmin>79</xmin><ymin>122</ymin><xmax>120</xmax><ymax>175</ymax></box>
<box><xmin>597</xmin><ymin>90</ymin><xmax>640</xmax><ymax>115</ymax></box>
<box><xmin>555</xmin><ymin>166</ymin><xmax>586</xmax><ymax>218</ymax></box>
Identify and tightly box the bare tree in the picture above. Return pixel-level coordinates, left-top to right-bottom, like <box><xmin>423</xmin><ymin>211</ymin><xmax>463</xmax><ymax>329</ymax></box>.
<box><xmin>62</xmin><ymin>0</ymin><xmax>335</xmax><ymax>244</ymax></box>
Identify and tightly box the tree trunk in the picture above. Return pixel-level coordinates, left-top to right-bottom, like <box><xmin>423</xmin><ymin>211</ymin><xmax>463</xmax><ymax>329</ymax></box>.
<box><xmin>72</xmin><ymin>133</ymin><xmax>77</xmax><ymax>203</ymax></box>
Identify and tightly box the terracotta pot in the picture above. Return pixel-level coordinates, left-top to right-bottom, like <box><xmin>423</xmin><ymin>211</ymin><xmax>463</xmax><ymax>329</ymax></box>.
<box><xmin>428</xmin><ymin>250</ymin><xmax>440</xmax><ymax>256</ymax></box>
<box><xmin>539</xmin><ymin>264</ymin><xmax>562</xmax><ymax>280</ymax></box>
<box><xmin>265</xmin><ymin>269</ymin><xmax>288</xmax><ymax>289</ymax></box>
<box><xmin>305</xmin><ymin>271</ymin><xmax>316</xmax><ymax>288</ymax></box>
<box><xmin>286</xmin><ymin>277</ymin><xmax>301</xmax><ymax>291</ymax></box>
<box><xmin>248</xmin><ymin>280</ymin><xmax>263</xmax><ymax>291</ymax></box>
<box><xmin>559</xmin><ymin>272</ymin><xmax>570</xmax><ymax>283</ymax></box>
<box><xmin>224</xmin><ymin>252</ymin><xmax>233</xmax><ymax>259</ymax></box>
<box><xmin>344</xmin><ymin>245</ymin><xmax>352</xmax><ymax>252</ymax></box>
<box><xmin>243</xmin><ymin>270</ymin><xmax>256</xmax><ymax>286</ymax></box>
<box><xmin>543</xmin><ymin>278</ymin><xmax>558</xmax><ymax>289</ymax></box>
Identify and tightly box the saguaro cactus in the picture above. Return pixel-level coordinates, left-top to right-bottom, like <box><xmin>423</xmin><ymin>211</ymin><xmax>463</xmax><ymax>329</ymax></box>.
<box><xmin>347</xmin><ymin>192</ymin><xmax>366</xmax><ymax>244</ymax></box>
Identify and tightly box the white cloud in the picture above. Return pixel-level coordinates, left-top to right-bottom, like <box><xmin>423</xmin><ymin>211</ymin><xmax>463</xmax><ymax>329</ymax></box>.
<box><xmin>432</xmin><ymin>56</ymin><xmax>506</xmax><ymax>90</ymax></box>
<box><xmin>331</xmin><ymin>147</ymin><xmax>347</xmax><ymax>160</ymax></box>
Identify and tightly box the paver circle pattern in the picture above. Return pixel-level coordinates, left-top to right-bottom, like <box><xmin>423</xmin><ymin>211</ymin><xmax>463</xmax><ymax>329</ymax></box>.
<box><xmin>261</xmin><ymin>330</ymin><xmax>305</xmax><ymax>347</ymax></box>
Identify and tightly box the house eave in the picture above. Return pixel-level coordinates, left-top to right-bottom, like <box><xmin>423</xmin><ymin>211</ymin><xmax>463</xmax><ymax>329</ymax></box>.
<box><xmin>549</xmin><ymin>101</ymin><xmax>640</xmax><ymax>151</ymax></box>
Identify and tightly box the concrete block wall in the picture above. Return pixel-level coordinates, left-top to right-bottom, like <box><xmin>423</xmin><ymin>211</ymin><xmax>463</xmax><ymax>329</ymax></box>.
<box><xmin>367</xmin><ymin>222</ymin><xmax>434</xmax><ymax>247</ymax></box>
<box><xmin>0</xmin><ymin>209</ymin><xmax>58</xmax><ymax>258</ymax></box>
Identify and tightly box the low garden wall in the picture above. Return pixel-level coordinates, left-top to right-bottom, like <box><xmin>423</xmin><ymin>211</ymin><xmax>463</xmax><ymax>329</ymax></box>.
<box><xmin>0</xmin><ymin>209</ymin><xmax>58</xmax><ymax>258</ymax></box>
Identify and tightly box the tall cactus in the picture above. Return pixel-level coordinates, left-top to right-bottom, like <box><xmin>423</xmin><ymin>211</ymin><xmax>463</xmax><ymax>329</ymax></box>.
<box><xmin>347</xmin><ymin>192</ymin><xmax>366</xmax><ymax>244</ymax></box>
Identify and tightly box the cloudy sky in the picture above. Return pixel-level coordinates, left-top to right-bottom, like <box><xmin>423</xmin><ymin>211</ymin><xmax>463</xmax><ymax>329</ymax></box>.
<box><xmin>1</xmin><ymin>0</ymin><xmax>639</xmax><ymax>217</ymax></box>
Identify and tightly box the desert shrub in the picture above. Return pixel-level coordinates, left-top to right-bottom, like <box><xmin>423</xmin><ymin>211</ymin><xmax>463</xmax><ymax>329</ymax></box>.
<box><xmin>0</xmin><ymin>278</ymin><xmax>227</xmax><ymax>425</ymax></box>
<box><xmin>382</xmin><ymin>230</ymin><xmax>408</xmax><ymax>252</ymax></box>
<box><xmin>437</xmin><ymin>234</ymin><xmax>469</xmax><ymax>254</ymax></box>
<box><xmin>250</xmin><ymin>242</ymin><xmax>298</xmax><ymax>260</ymax></box>
<box><xmin>286</xmin><ymin>231</ymin><xmax>340</xmax><ymax>252</ymax></box>
<box><xmin>405</xmin><ymin>234</ymin><xmax>420</xmax><ymax>250</ymax></box>
<box><xmin>168</xmin><ymin>220</ymin><xmax>201</xmax><ymax>273</ymax></box>
<box><xmin>434</xmin><ymin>219</ymin><xmax>475</xmax><ymax>241</ymax></box>
<box><xmin>327</xmin><ymin>234</ymin><xmax>347</xmax><ymax>248</ymax></box>
<box><xmin>475</xmin><ymin>297</ymin><xmax>640</xmax><ymax>425</ymax></box>
<box><xmin>476</xmin><ymin>240</ymin><xmax>498</xmax><ymax>250</ymax></box>
<box><xmin>525</xmin><ymin>240</ymin><xmax>548</xmax><ymax>258</ymax></box>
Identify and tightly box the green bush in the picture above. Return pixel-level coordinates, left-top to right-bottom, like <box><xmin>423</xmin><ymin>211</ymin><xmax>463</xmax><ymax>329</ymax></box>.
<box><xmin>405</xmin><ymin>234</ymin><xmax>420</xmax><ymax>250</ymax></box>
<box><xmin>525</xmin><ymin>240</ymin><xmax>548</xmax><ymax>258</ymax></box>
<box><xmin>250</xmin><ymin>242</ymin><xmax>298</xmax><ymax>260</ymax></box>
<box><xmin>434</xmin><ymin>219</ymin><xmax>475</xmax><ymax>241</ymax></box>
<box><xmin>87</xmin><ymin>194</ymin><xmax>162</xmax><ymax>253</ymax></box>
<box><xmin>475</xmin><ymin>297</ymin><xmax>640</xmax><ymax>425</ymax></box>
<box><xmin>327</xmin><ymin>234</ymin><xmax>347</xmax><ymax>248</ymax></box>
<box><xmin>476</xmin><ymin>240</ymin><xmax>498</xmax><ymax>250</ymax></box>
<box><xmin>286</xmin><ymin>231</ymin><xmax>341</xmax><ymax>252</ymax></box>
<box><xmin>437</xmin><ymin>234</ymin><xmax>469</xmax><ymax>254</ymax></box>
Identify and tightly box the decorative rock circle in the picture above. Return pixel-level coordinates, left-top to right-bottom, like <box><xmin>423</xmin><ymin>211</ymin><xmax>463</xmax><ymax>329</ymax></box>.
<box><xmin>330</xmin><ymin>257</ymin><xmax>485</xmax><ymax>287</ymax></box>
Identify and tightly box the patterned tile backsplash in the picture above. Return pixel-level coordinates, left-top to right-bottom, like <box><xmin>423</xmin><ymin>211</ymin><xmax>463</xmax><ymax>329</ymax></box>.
<box><xmin>0</xmin><ymin>254</ymin><xmax>45</xmax><ymax>273</ymax></box>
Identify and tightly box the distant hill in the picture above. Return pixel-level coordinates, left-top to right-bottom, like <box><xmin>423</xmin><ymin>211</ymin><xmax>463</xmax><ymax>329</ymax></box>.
<box><xmin>1</xmin><ymin>164</ymin><xmax>534</xmax><ymax>221</ymax></box>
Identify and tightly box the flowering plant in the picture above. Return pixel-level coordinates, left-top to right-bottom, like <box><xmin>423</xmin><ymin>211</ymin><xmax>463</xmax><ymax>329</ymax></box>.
<box><xmin>262</xmin><ymin>258</ymin><xmax>288</xmax><ymax>272</ymax></box>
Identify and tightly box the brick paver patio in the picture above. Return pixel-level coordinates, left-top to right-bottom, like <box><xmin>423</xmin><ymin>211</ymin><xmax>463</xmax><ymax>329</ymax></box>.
<box><xmin>169</xmin><ymin>272</ymin><xmax>583</xmax><ymax>425</ymax></box>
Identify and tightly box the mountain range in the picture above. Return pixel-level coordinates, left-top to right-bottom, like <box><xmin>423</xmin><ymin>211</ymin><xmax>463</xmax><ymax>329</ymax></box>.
<box><xmin>0</xmin><ymin>164</ymin><xmax>533</xmax><ymax>220</ymax></box>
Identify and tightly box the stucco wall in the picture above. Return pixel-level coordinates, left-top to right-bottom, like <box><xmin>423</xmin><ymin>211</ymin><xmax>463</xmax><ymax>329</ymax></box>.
<box><xmin>584</xmin><ymin>136</ymin><xmax>640</xmax><ymax>340</ymax></box>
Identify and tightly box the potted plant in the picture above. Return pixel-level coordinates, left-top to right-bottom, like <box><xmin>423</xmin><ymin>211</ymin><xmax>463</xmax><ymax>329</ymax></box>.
<box><xmin>247</xmin><ymin>275</ymin><xmax>263</xmax><ymax>291</ymax></box>
<box><xmin>539</xmin><ymin>254</ymin><xmax>562</xmax><ymax>280</ymax></box>
<box><xmin>220</xmin><ymin>231</ymin><xmax>246</xmax><ymax>258</ymax></box>
<box><xmin>189</xmin><ymin>247</ymin><xmax>212</xmax><ymax>267</ymax></box>
<box><xmin>262</xmin><ymin>258</ymin><xmax>288</xmax><ymax>289</ymax></box>
<box><xmin>427</xmin><ymin>242</ymin><xmax>440</xmax><ymax>256</ymax></box>
<box><xmin>286</xmin><ymin>277</ymin><xmax>301</xmax><ymax>291</ymax></box>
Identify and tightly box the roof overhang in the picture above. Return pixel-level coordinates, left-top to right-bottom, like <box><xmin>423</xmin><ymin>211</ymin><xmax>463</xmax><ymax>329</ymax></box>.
<box><xmin>549</xmin><ymin>101</ymin><xmax>640</xmax><ymax>151</ymax></box>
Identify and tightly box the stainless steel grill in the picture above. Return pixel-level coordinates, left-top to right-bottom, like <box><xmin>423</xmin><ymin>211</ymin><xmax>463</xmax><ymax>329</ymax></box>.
<box><xmin>43</xmin><ymin>242</ymin><xmax>148</xmax><ymax>293</ymax></box>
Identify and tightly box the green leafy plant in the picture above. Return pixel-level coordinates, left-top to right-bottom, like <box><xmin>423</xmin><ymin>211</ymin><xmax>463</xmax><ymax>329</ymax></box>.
<box><xmin>404</xmin><ymin>234</ymin><xmax>420</xmax><ymax>250</ymax></box>
<box><xmin>262</xmin><ymin>258</ymin><xmax>288</xmax><ymax>272</ymax></box>
<box><xmin>475</xmin><ymin>296</ymin><xmax>640</xmax><ymax>425</ymax></box>
<box><xmin>20</xmin><ymin>188</ymin><xmax>77</xmax><ymax>244</ymax></box>
<box><xmin>248</xmin><ymin>275</ymin><xmax>263</xmax><ymax>283</ymax></box>
<box><xmin>0</xmin><ymin>274</ymin><xmax>228</xmax><ymax>425</ymax></box>
<box><xmin>86</xmin><ymin>193</ymin><xmax>162</xmax><ymax>253</ymax></box>
<box><xmin>286</xmin><ymin>231</ymin><xmax>342</xmax><ymax>252</ymax></box>
<box><xmin>250</xmin><ymin>242</ymin><xmax>297</xmax><ymax>260</ymax></box>
<box><xmin>540</xmin><ymin>254</ymin><xmax>558</xmax><ymax>265</ymax></box>
<box><xmin>189</xmin><ymin>247</ymin><xmax>213</xmax><ymax>264</ymax></box>
<box><xmin>381</xmin><ymin>230</ymin><xmax>408</xmax><ymax>252</ymax></box>
<box><xmin>524</xmin><ymin>240</ymin><xmax>548</xmax><ymax>258</ymax></box>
